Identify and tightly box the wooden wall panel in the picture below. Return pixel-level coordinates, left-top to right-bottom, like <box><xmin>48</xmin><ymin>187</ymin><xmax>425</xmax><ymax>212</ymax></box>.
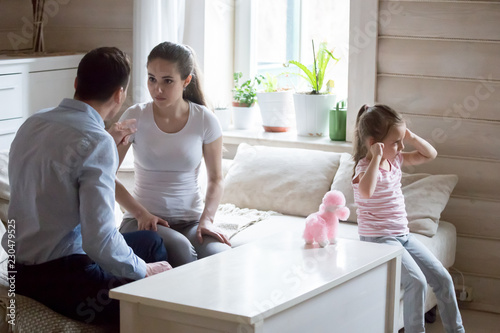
<box><xmin>377</xmin><ymin>75</ymin><xmax>500</xmax><ymax>121</ymax></box>
<box><xmin>402</xmin><ymin>115</ymin><xmax>500</xmax><ymax>160</ymax></box>
<box><xmin>455</xmin><ymin>237</ymin><xmax>500</xmax><ymax>277</ymax></box>
<box><xmin>45</xmin><ymin>0</ymin><xmax>133</xmax><ymax>29</ymax></box>
<box><xmin>0</xmin><ymin>0</ymin><xmax>133</xmax><ymax>53</ymax></box>
<box><xmin>379</xmin><ymin>1</ymin><xmax>500</xmax><ymax>40</ymax></box>
<box><xmin>43</xmin><ymin>28</ymin><xmax>133</xmax><ymax>54</ymax></box>
<box><xmin>0</xmin><ymin>0</ymin><xmax>32</xmax><ymax>27</ymax></box>
<box><xmin>368</xmin><ymin>0</ymin><xmax>500</xmax><ymax>314</ymax></box>
<box><xmin>407</xmin><ymin>157</ymin><xmax>500</xmax><ymax>201</ymax></box>
<box><xmin>0</xmin><ymin>0</ymin><xmax>34</xmax><ymax>51</ymax></box>
<box><xmin>450</xmin><ymin>274</ymin><xmax>500</xmax><ymax>313</ymax></box>
<box><xmin>443</xmin><ymin>197</ymin><xmax>500</xmax><ymax>240</ymax></box>
<box><xmin>378</xmin><ymin>38</ymin><xmax>500</xmax><ymax>80</ymax></box>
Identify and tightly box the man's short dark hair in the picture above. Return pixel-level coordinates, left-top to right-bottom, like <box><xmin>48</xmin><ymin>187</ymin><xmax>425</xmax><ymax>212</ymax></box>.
<box><xmin>75</xmin><ymin>47</ymin><xmax>131</xmax><ymax>102</ymax></box>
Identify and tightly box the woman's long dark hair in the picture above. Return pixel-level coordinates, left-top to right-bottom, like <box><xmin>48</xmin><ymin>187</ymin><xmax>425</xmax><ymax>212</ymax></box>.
<box><xmin>147</xmin><ymin>42</ymin><xmax>207</xmax><ymax>107</ymax></box>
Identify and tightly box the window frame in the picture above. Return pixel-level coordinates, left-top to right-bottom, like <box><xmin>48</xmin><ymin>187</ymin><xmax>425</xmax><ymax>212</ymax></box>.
<box><xmin>234</xmin><ymin>0</ymin><xmax>379</xmax><ymax>142</ymax></box>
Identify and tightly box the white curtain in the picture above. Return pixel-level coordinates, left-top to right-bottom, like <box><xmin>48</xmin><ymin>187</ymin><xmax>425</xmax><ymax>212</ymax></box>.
<box><xmin>132</xmin><ymin>0</ymin><xmax>186</xmax><ymax>103</ymax></box>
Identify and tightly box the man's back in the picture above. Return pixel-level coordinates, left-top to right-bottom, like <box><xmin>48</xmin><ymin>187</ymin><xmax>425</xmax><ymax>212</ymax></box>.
<box><xmin>5</xmin><ymin>98</ymin><xmax>119</xmax><ymax>267</ymax></box>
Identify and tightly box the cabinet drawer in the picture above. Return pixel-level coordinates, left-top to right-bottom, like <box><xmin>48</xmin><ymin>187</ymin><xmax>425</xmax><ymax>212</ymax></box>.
<box><xmin>0</xmin><ymin>118</ymin><xmax>25</xmax><ymax>150</ymax></box>
<box><xmin>0</xmin><ymin>74</ymin><xmax>23</xmax><ymax>120</ymax></box>
<box><xmin>29</xmin><ymin>68</ymin><xmax>77</xmax><ymax>116</ymax></box>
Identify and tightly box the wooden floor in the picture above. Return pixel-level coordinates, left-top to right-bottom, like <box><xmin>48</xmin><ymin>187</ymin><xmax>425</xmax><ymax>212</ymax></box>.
<box><xmin>400</xmin><ymin>309</ymin><xmax>500</xmax><ymax>333</ymax></box>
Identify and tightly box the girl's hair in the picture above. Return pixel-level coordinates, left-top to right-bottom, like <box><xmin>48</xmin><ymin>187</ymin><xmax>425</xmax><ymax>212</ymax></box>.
<box><xmin>147</xmin><ymin>41</ymin><xmax>207</xmax><ymax>107</ymax></box>
<box><xmin>352</xmin><ymin>104</ymin><xmax>405</xmax><ymax>175</ymax></box>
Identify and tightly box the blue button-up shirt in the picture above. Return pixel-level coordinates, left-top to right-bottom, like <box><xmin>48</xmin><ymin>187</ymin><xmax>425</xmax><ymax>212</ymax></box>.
<box><xmin>2</xmin><ymin>99</ymin><xmax>146</xmax><ymax>280</ymax></box>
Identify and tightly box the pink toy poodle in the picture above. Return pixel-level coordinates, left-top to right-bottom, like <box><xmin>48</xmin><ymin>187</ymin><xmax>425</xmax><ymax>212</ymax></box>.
<box><xmin>303</xmin><ymin>190</ymin><xmax>350</xmax><ymax>247</ymax></box>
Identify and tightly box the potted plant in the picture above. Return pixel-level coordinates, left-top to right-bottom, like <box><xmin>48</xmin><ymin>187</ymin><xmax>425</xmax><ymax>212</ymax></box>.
<box><xmin>256</xmin><ymin>73</ymin><xmax>295</xmax><ymax>132</ymax></box>
<box><xmin>213</xmin><ymin>102</ymin><xmax>231</xmax><ymax>131</ymax></box>
<box><xmin>232</xmin><ymin>72</ymin><xmax>262</xmax><ymax>130</ymax></box>
<box><xmin>285</xmin><ymin>40</ymin><xmax>339</xmax><ymax>136</ymax></box>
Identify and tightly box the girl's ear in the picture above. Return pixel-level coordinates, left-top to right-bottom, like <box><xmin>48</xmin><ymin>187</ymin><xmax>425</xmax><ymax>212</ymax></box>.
<box><xmin>367</xmin><ymin>136</ymin><xmax>376</xmax><ymax>146</ymax></box>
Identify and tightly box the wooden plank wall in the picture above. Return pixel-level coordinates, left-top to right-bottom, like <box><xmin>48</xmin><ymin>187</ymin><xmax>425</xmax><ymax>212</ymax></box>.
<box><xmin>0</xmin><ymin>0</ymin><xmax>135</xmax><ymax>121</ymax></box>
<box><xmin>377</xmin><ymin>0</ymin><xmax>500</xmax><ymax>313</ymax></box>
<box><xmin>0</xmin><ymin>0</ymin><xmax>133</xmax><ymax>55</ymax></box>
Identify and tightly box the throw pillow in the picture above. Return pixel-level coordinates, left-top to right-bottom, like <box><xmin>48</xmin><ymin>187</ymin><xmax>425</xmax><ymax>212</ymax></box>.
<box><xmin>401</xmin><ymin>173</ymin><xmax>458</xmax><ymax>236</ymax></box>
<box><xmin>221</xmin><ymin>143</ymin><xmax>342</xmax><ymax>217</ymax></box>
<box><xmin>330</xmin><ymin>153</ymin><xmax>358</xmax><ymax>223</ymax></box>
<box><xmin>330</xmin><ymin>153</ymin><xmax>458</xmax><ymax>237</ymax></box>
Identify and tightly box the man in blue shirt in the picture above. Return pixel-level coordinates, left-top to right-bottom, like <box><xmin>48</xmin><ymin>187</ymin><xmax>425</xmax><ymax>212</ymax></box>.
<box><xmin>2</xmin><ymin>47</ymin><xmax>171</xmax><ymax>326</ymax></box>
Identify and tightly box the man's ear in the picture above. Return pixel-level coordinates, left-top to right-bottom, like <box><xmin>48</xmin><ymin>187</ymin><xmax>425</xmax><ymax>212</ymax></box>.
<box><xmin>74</xmin><ymin>77</ymin><xmax>78</xmax><ymax>90</ymax></box>
<box><xmin>113</xmin><ymin>87</ymin><xmax>125</xmax><ymax>104</ymax></box>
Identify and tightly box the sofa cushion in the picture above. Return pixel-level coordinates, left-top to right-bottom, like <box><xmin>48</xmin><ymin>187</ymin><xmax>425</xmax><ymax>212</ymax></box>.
<box><xmin>330</xmin><ymin>153</ymin><xmax>458</xmax><ymax>237</ymax></box>
<box><xmin>221</xmin><ymin>143</ymin><xmax>342</xmax><ymax>217</ymax></box>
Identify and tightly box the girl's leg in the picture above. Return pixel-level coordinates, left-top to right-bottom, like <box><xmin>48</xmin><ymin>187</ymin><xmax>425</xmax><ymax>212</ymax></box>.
<box><xmin>176</xmin><ymin>221</ymin><xmax>232</xmax><ymax>259</ymax></box>
<box><xmin>120</xmin><ymin>218</ymin><xmax>197</xmax><ymax>267</ymax></box>
<box><xmin>361</xmin><ymin>235</ymin><xmax>427</xmax><ymax>333</ymax></box>
<box><xmin>403</xmin><ymin>234</ymin><xmax>465</xmax><ymax>333</ymax></box>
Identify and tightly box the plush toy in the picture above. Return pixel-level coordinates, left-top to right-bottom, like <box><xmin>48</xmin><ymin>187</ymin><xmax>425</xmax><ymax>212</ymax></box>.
<box><xmin>303</xmin><ymin>190</ymin><xmax>350</xmax><ymax>247</ymax></box>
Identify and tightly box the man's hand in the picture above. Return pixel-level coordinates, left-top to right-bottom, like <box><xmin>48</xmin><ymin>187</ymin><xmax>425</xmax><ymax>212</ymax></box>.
<box><xmin>145</xmin><ymin>261</ymin><xmax>172</xmax><ymax>277</ymax></box>
<box><xmin>108</xmin><ymin>119</ymin><xmax>137</xmax><ymax>146</ymax></box>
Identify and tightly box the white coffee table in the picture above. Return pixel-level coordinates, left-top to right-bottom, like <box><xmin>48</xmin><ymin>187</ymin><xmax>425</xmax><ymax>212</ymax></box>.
<box><xmin>110</xmin><ymin>231</ymin><xmax>402</xmax><ymax>333</ymax></box>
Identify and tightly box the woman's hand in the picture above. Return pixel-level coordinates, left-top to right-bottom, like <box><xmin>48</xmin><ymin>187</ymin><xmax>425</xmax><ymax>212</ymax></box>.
<box><xmin>196</xmin><ymin>218</ymin><xmax>231</xmax><ymax>246</ymax></box>
<box><xmin>108</xmin><ymin>119</ymin><xmax>137</xmax><ymax>146</ymax></box>
<box><xmin>137</xmin><ymin>211</ymin><xmax>170</xmax><ymax>231</ymax></box>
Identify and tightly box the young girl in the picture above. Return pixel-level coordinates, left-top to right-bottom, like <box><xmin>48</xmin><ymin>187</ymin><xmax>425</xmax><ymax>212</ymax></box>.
<box><xmin>115</xmin><ymin>41</ymin><xmax>231</xmax><ymax>267</ymax></box>
<box><xmin>352</xmin><ymin>104</ymin><xmax>464</xmax><ymax>333</ymax></box>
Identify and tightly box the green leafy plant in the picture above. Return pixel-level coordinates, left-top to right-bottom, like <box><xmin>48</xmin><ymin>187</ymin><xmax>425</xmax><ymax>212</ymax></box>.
<box><xmin>261</xmin><ymin>73</ymin><xmax>279</xmax><ymax>92</ymax></box>
<box><xmin>232</xmin><ymin>72</ymin><xmax>264</xmax><ymax>106</ymax></box>
<box><xmin>285</xmin><ymin>40</ymin><xmax>339</xmax><ymax>94</ymax></box>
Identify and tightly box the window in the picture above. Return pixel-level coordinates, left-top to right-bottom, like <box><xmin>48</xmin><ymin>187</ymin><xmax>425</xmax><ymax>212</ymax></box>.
<box><xmin>254</xmin><ymin>0</ymin><xmax>350</xmax><ymax>100</ymax></box>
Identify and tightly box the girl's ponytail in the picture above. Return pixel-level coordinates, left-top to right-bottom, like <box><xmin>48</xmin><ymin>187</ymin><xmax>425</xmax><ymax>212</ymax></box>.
<box><xmin>352</xmin><ymin>104</ymin><xmax>370</xmax><ymax>176</ymax></box>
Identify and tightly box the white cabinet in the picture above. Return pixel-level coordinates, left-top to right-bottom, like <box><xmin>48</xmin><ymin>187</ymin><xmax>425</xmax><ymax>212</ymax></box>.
<box><xmin>29</xmin><ymin>69</ymin><xmax>78</xmax><ymax>116</ymax></box>
<box><xmin>0</xmin><ymin>54</ymin><xmax>83</xmax><ymax>150</ymax></box>
<box><xmin>0</xmin><ymin>63</ymin><xmax>27</xmax><ymax>150</ymax></box>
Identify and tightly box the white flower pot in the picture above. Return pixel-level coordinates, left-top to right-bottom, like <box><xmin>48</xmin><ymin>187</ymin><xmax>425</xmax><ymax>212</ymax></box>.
<box><xmin>293</xmin><ymin>93</ymin><xmax>337</xmax><ymax>137</ymax></box>
<box><xmin>257</xmin><ymin>91</ymin><xmax>295</xmax><ymax>132</ymax></box>
<box><xmin>214</xmin><ymin>108</ymin><xmax>231</xmax><ymax>131</ymax></box>
<box><xmin>232</xmin><ymin>104</ymin><xmax>256</xmax><ymax>130</ymax></box>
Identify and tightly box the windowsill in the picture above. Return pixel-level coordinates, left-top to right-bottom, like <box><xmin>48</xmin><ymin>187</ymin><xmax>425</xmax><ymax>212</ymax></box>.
<box><xmin>222</xmin><ymin>127</ymin><xmax>353</xmax><ymax>154</ymax></box>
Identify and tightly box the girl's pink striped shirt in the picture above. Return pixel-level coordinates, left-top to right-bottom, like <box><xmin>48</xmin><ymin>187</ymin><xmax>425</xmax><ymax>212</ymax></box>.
<box><xmin>352</xmin><ymin>153</ymin><xmax>409</xmax><ymax>237</ymax></box>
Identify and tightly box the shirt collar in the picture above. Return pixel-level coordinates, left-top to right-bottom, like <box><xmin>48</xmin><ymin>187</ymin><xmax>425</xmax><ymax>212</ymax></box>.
<box><xmin>59</xmin><ymin>98</ymin><xmax>105</xmax><ymax>128</ymax></box>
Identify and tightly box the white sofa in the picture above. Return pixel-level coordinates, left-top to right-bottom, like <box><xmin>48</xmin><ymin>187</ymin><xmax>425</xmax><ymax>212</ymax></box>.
<box><xmin>117</xmin><ymin>143</ymin><xmax>459</xmax><ymax>331</ymax></box>
<box><xmin>0</xmin><ymin>142</ymin><xmax>459</xmax><ymax>331</ymax></box>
